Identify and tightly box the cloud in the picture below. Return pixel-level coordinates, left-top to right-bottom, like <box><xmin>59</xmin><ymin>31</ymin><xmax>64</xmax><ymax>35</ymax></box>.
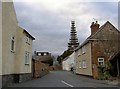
<box><xmin>13</xmin><ymin>1</ymin><xmax>118</xmax><ymax>55</ymax></box>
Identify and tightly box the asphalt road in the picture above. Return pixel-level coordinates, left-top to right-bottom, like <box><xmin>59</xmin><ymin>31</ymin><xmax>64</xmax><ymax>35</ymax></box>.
<box><xmin>11</xmin><ymin>71</ymin><xmax>119</xmax><ymax>88</ymax></box>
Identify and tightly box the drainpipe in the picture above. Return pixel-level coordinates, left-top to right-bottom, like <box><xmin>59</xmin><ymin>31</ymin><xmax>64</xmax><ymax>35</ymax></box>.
<box><xmin>117</xmin><ymin>58</ymin><xmax>120</xmax><ymax>77</ymax></box>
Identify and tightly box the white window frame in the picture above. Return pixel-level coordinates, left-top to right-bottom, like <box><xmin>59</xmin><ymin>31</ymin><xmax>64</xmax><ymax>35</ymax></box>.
<box><xmin>82</xmin><ymin>60</ymin><xmax>87</xmax><ymax>68</ymax></box>
<box><xmin>11</xmin><ymin>36</ymin><xmax>15</xmax><ymax>52</ymax></box>
<box><xmin>25</xmin><ymin>51</ymin><xmax>30</xmax><ymax>65</ymax></box>
<box><xmin>98</xmin><ymin>58</ymin><xmax>104</xmax><ymax>66</ymax></box>
<box><xmin>79</xmin><ymin>61</ymin><xmax>82</xmax><ymax>68</ymax></box>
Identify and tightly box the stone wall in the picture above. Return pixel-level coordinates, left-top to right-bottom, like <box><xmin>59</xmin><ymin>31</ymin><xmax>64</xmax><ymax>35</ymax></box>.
<box><xmin>2</xmin><ymin>74</ymin><xmax>14</xmax><ymax>87</ymax></box>
<box><xmin>14</xmin><ymin>73</ymin><xmax>32</xmax><ymax>83</ymax></box>
<box><xmin>0</xmin><ymin>75</ymin><xmax>2</xmax><ymax>88</ymax></box>
<box><xmin>2</xmin><ymin>73</ymin><xmax>32</xmax><ymax>87</ymax></box>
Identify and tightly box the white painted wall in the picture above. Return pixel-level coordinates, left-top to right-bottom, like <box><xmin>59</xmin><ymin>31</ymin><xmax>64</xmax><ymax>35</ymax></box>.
<box><xmin>2</xmin><ymin>2</ymin><xmax>18</xmax><ymax>75</ymax></box>
<box><xmin>75</xmin><ymin>43</ymin><xmax>92</xmax><ymax>76</ymax></box>
<box><xmin>62</xmin><ymin>58</ymin><xmax>70</xmax><ymax>71</ymax></box>
<box><xmin>15</xmin><ymin>27</ymin><xmax>33</xmax><ymax>73</ymax></box>
<box><xmin>2</xmin><ymin>2</ymin><xmax>34</xmax><ymax>75</ymax></box>
<box><xmin>62</xmin><ymin>52</ymin><xmax>75</xmax><ymax>71</ymax></box>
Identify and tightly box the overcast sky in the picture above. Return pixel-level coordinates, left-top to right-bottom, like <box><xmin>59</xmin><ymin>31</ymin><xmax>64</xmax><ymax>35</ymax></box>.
<box><xmin>13</xmin><ymin>0</ymin><xmax>118</xmax><ymax>56</ymax></box>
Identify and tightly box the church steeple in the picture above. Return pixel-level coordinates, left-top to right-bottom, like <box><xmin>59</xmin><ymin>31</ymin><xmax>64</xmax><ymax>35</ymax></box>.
<box><xmin>68</xmin><ymin>21</ymin><xmax>79</xmax><ymax>52</ymax></box>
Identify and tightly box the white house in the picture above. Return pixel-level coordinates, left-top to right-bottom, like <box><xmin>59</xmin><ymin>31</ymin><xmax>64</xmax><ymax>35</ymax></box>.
<box><xmin>1</xmin><ymin>1</ymin><xmax>35</xmax><ymax>87</ymax></box>
<box><xmin>62</xmin><ymin>52</ymin><xmax>76</xmax><ymax>71</ymax></box>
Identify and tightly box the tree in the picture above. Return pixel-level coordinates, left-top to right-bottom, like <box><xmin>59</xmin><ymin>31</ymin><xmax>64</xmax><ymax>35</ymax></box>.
<box><xmin>57</xmin><ymin>49</ymin><xmax>73</xmax><ymax>64</ymax></box>
<box><xmin>41</xmin><ymin>57</ymin><xmax>53</xmax><ymax>66</ymax></box>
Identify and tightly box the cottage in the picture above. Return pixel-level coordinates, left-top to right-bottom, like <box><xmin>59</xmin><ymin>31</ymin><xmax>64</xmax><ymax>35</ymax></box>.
<box><xmin>1</xmin><ymin>2</ymin><xmax>35</xmax><ymax>86</ymax></box>
<box><xmin>75</xmin><ymin>21</ymin><xmax>120</xmax><ymax>78</ymax></box>
<box><xmin>62</xmin><ymin>52</ymin><xmax>76</xmax><ymax>72</ymax></box>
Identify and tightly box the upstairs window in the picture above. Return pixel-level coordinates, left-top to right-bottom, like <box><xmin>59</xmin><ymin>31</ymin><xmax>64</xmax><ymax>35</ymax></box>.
<box><xmin>11</xmin><ymin>36</ymin><xmax>15</xmax><ymax>52</ymax></box>
<box><xmin>26</xmin><ymin>35</ymin><xmax>30</xmax><ymax>44</ymax></box>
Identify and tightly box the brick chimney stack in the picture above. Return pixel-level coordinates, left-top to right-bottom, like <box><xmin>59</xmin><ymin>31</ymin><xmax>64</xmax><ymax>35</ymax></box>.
<box><xmin>90</xmin><ymin>21</ymin><xmax>100</xmax><ymax>35</ymax></box>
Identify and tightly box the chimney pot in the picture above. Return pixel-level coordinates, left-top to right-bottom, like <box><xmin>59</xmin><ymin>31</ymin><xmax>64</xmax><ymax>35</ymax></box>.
<box><xmin>90</xmin><ymin>21</ymin><xmax>100</xmax><ymax>35</ymax></box>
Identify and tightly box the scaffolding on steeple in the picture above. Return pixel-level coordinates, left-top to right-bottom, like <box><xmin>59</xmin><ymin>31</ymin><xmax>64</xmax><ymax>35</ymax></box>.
<box><xmin>68</xmin><ymin>21</ymin><xmax>79</xmax><ymax>52</ymax></box>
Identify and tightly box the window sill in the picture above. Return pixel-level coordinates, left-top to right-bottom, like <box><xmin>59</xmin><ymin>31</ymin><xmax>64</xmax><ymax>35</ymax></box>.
<box><xmin>82</xmin><ymin>53</ymin><xmax>86</xmax><ymax>55</ymax></box>
<box><xmin>11</xmin><ymin>50</ymin><xmax>15</xmax><ymax>53</ymax></box>
<box><xmin>26</xmin><ymin>42</ymin><xmax>30</xmax><ymax>45</ymax></box>
<box><xmin>25</xmin><ymin>63</ymin><xmax>29</xmax><ymax>65</ymax></box>
<box><xmin>78</xmin><ymin>55</ymin><xmax>81</xmax><ymax>57</ymax></box>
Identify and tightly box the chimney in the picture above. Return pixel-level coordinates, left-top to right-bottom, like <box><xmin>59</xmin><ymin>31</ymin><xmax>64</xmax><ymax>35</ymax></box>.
<box><xmin>90</xmin><ymin>21</ymin><xmax>100</xmax><ymax>35</ymax></box>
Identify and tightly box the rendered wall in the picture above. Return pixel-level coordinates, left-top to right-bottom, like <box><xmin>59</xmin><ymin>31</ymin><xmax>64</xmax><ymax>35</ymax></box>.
<box><xmin>75</xmin><ymin>43</ymin><xmax>92</xmax><ymax>76</ymax></box>
<box><xmin>2</xmin><ymin>2</ymin><xmax>18</xmax><ymax>75</ymax></box>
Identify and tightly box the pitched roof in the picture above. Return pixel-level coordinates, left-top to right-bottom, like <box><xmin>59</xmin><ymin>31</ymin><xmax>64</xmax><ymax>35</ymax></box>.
<box><xmin>108</xmin><ymin>50</ymin><xmax>120</xmax><ymax>61</ymax></box>
<box><xmin>75</xmin><ymin>21</ymin><xmax>119</xmax><ymax>51</ymax></box>
<box><xmin>23</xmin><ymin>29</ymin><xmax>35</xmax><ymax>40</ymax></box>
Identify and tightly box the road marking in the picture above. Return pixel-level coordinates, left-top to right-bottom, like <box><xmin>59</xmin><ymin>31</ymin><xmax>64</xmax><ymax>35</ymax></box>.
<box><xmin>61</xmin><ymin>80</ymin><xmax>74</xmax><ymax>87</ymax></box>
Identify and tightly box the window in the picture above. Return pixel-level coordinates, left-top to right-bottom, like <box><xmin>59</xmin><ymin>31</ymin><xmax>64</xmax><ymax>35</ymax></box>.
<box><xmin>79</xmin><ymin>61</ymin><xmax>82</xmax><ymax>68</ymax></box>
<box><xmin>82</xmin><ymin>46</ymin><xmax>86</xmax><ymax>54</ymax></box>
<box><xmin>44</xmin><ymin>53</ymin><xmax>47</xmax><ymax>55</ymax></box>
<box><xmin>25</xmin><ymin>51</ymin><xmax>29</xmax><ymax>65</ymax></box>
<box><xmin>26</xmin><ymin>35</ymin><xmax>30</xmax><ymax>44</ymax></box>
<box><xmin>98</xmin><ymin>58</ymin><xmax>104</xmax><ymax>66</ymax></box>
<box><xmin>11</xmin><ymin>36</ymin><xmax>15</xmax><ymax>52</ymax></box>
<box><xmin>82</xmin><ymin>60</ymin><xmax>87</xmax><ymax>68</ymax></box>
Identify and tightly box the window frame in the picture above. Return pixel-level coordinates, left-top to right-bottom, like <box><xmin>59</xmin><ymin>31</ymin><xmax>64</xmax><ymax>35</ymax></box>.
<box><xmin>26</xmin><ymin>35</ymin><xmax>30</xmax><ymax>45</ymax></box>
<box><xmin>11</xmin><ymin>36</ymin><xmax>15</xmax><ymax>53</ymax></box>
<box><xmin>25</xmin><ymin>51</ymin><xmax>30</xmax><ymax>65</ymax></box>
<box><xmin>98</xmin><ymin>58</ymin><xmax>104</xmax><ymax>66</ymax></box>
<box><xmin>79</xmin><ymin>61</ymin><xmax>82</xmax><ymax>68</ymax></box>
<box><xmin>82</xmin><ymin>60</ymin><xmax>87</xmax><ymax>68</ymax></box>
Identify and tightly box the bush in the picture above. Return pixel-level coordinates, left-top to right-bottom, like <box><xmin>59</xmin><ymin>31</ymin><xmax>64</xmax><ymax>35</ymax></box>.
<box><xmin>97</xmin><ymin>61</ymin><xmax>112</xmax><ymax>80</ymax></box>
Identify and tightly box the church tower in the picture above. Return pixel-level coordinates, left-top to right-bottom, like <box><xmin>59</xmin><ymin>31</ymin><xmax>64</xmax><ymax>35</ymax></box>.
<box><xmin>68</xmin><ymin>21</ymin><xmax>79</xmax><ymax>52</ymax></box>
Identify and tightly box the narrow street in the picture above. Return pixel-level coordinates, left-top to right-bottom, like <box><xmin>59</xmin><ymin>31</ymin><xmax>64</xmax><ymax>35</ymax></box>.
<box><xmin>11</xmin><ymin>71</ymin><xmax>119</xmax><ymax>87</ymax></box>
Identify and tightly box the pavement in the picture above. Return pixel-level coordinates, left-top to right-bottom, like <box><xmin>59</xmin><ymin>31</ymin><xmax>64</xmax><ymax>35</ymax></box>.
<box><xmin>10</xmin><ymin>71</ymin><xmax>119</xmax><ymax>88</ymax></box>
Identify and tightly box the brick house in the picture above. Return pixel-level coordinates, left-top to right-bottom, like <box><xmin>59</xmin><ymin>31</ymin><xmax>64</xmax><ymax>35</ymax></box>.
<box><xmin>75</xmin><ymin>21</ymin><xmax>120</xmax><ymax>78</ymax></box>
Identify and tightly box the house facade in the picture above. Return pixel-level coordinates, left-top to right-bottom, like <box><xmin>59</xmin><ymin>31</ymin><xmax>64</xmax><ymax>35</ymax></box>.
<box><xmin>75</xmin><ymin>21</ymin><xmax>120</xmax><ymax>78</ymax></box>
<box><xmin>62</xmin><ymin>52</ymin><xmax>75</xmax><ymax>71</ymax></box>
<box><xmin>75</xmin><ymin>42</ymin><xmax>92</xmax><ymax>76</ymax></box>
<box><xmin>2</xmin><ymin>2</ymin><xmax>35</xmax><ymax>86</ymax></box>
